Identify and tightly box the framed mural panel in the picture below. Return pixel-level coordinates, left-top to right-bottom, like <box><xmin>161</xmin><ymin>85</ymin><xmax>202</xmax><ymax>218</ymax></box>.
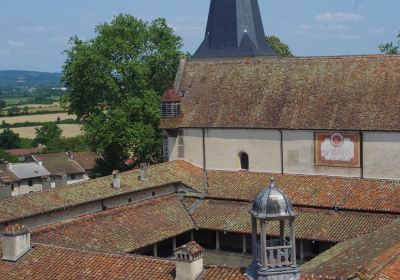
<box><xmin>315</xmin><ymin>131</ymin><xmax>361</xmax><ymax>168</ymax></box>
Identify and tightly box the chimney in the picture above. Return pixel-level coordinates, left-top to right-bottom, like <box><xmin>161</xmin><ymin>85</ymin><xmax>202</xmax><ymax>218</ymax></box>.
<box><xmin>139</xmin><ymin>163</ymin><xmax>149</xmax><ymax>182</ymax></box>
<box><xmin>37</xmin><ymin>161</ymin><xmax>43</xmax><ymax>166</ymax></box>
<box><xmin>175</xmin><ymin>242</ymin><xmax>204</xmax><ymax>280</ymax></box>
<box><xmin>112</xmin><ymin>170</ymin><xmax>120</xmax><ymax>189</ymax></box>
<box><xmin>2</xmin><ymin>225</ymin><xmax>31</xmax><ymax>262</ymax></box>
<box><xmin>7</xmin><ymin>163</ymin><xmax>12</xmax><ymax>171</ymax></box>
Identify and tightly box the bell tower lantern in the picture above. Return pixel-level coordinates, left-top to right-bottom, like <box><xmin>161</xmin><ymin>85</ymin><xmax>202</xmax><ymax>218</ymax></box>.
<box><xmin>246</xmin><ymin>178</ymin><xmax>300</xmax><ymax>280</ymax></box>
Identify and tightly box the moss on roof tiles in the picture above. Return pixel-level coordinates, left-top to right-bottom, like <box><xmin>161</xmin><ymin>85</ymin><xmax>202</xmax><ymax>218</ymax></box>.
<box><xmin>301</xmin><ymin>218</ymin><xmax>400</xmax><ymax>279</ymax></box>
<box><xmin>0</xmin><ymin>161</ymin><xmax>204</xmax><ymax>223</ymax></box>
<box><xmin>174</xmin><ymin>55</ymin><xmax>400</xmax><ymax>131</ymax></box>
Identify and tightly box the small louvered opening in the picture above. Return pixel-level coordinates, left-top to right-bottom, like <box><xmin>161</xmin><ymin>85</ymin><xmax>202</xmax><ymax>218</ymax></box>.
<box><xmin>161</xmin><ymin>101</ymin><xmax>181</xmax><ymax>118</ymax></box>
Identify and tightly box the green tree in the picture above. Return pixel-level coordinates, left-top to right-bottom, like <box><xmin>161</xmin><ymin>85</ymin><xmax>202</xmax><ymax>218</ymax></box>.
<box><xmin>266</xmin><ymin>36</ymin><xmax>293</xmax><ymax>57</ymax></box>
<box><xmin>62</xmin><ymin>14</ymin><xmax>184</xmax><ymax>174</ymax></box>
<box><xmin>23</xmin><ymin>106</ymin><xmax>29</xmax><ymax>114</ymax></box>
<box><xmin>0</xmin><ymin>128</ymin><xmax>21</xmax><ymax>149</ymax></box>
<box><xmin>35</xmin><ymin>123</ymin><xmax>62</xmax><ymax>145</ymax></box>
<box><xmin>7</xmin><ymin>106</ymin><xmax>20</xmax><ymax>117</ymax></box>
<box><xmin>0</xmin><ymin>100</ymin><xmax>6</xmax><ymax>109</ymax></box>
<box><xmin>0</xmin><ymin>149</ymin><xmax>20</xmax><ymax>164</ymax></box>
<box><xmin>379</xmin><ymin>31</ymin><xmax>400</xmax><ymax>54</ymax></box>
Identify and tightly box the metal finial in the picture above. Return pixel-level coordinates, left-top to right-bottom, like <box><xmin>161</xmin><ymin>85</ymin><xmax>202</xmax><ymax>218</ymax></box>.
<box><xmin>270</xmin><ymin>177</ymin><xmax>275</xmax><ymax>188</ymax></box>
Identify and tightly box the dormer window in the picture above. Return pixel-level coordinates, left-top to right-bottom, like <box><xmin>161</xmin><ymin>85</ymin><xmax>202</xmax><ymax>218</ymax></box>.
<box><xmin>161</xmin><ymin>89</ymin><xmax>182</xmax><ymax>118</ymax></box>
<box><xmin>161</xmin><ymin>101</ymin><xmax>181</xmax><ymax>118</ymax></box>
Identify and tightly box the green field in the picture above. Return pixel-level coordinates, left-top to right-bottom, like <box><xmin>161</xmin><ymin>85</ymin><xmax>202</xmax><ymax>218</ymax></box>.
<box><xmin>1</xmin><ymin>97</ymin><xmax>31</xmax><ymax>105</ymax></box>
<box><xmin>0</xmin><ymin>95</ymin><xmax>61</xmax><ymax>106</ymax></box>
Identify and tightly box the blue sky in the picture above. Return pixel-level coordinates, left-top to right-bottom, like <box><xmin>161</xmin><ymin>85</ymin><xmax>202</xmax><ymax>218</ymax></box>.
<box><xmin>0</xmin><ymin>0</ymin><xmax>399</xmax><ymax>72</ymax></box>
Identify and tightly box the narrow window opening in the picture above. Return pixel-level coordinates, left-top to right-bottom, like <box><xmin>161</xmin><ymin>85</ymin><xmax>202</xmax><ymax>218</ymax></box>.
<box><xmin>240</xmin><ymin>152</ymin><xmax>249</xmax><ymax>170</ymax></box>
<box><xmin>128</xmin><ymin>198</ymin><xmax>132</xmax><ymax>203</ymax></box>
<box><xmin>28</xmin><ymin>180</ymin><xmax>33</xmax><ymax>187</ymax></box>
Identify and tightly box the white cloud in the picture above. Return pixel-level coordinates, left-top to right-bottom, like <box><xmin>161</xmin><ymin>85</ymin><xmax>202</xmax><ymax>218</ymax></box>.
<box><xmin>314</xmin><ymin>12</ymin><xmax>363</xmax><ymax>23</ymax></box>
<box><xmin>8</xmin><ymin>41</ymin><xmax>25</xmax><ymax>47</ymax></box>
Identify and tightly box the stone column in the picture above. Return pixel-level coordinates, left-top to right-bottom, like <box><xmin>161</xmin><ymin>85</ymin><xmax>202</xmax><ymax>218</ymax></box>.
<box><xmin>289</xmin><ymin>219</ymin><xmax>296</xmax><ymax>266</ymax></box>
<box><xmin>299</xmin><ymin>240</ymin><xmax>304</xmax><ymax>261</ymax></box>
<box><xmin>153</xmin><ymin>244</ymin><xmax>158</xmax><ymax>257</ymax></box>
<box><xmin>280</xmin><ymin>220</ymin><xmax>285</xmax><ymax>245</ymax></box>
<box><xmin>260</xmin><ymin>219</ymin><xmax>267</xmax><ymax>267</ymax></box>
<box><xmin>251</xmin><ymin>217</ymin><xmax>257</xmax><ymax>258</ymax></box>
<box><xmin>215</xmin><ymin>231</ymin><xmax>220</xmax><ymax>250</ymax></box>
<box><xmin>173</xmin><ymin>237</ymin><xmax>177</xmax><ymax>251</ymax></box>
<box><xmin>242</xmin><ymin>234</ymin><xmax>247</xmax><ymax>254</ymax></box>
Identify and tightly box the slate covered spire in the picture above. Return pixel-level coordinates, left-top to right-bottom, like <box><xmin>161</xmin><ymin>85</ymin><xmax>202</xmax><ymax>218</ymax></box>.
<box><xmin>193</xmin><ymin>0</ymin><xmax>276</xmax><ymax>59</ymax></box>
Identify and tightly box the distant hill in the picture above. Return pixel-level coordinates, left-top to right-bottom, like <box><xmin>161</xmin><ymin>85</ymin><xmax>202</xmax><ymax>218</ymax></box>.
<box><xmin>0</xmin><ymin>70</ymin><xmax>62</xmax><ymax>88</ymax></box>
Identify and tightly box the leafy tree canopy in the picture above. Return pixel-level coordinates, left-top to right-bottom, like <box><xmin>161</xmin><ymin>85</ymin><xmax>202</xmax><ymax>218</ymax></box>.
<box><xmin>0</xmin><ymin>149</ymin><xmax>19</xmax><ymax>164</ymax></box>
<box><xmin>0</xmin><ymin>100</ymin><xmax>6</xmax><ymax>109</ymax></box>
<box><xmin>35</xmin><ymin>123</ymin><xmax>62</xmax><ymax>145</ymax></box>
<box><xmin>379</xmin><ymin>31</ymin><xmax>400</xmax><ymax>54</ymax></box>
<box><xmin>266</xmin><ymin>36</ymin><xmax>293</xmax><ymax>57</ymax></box>
<box><xmin>62</xmin><ymin>14</ymin><xmax>184</xmax><ymax>174</ymax></box>
<box><xmin>0</xmin><ymin>128</ymin><xmax>21</xmax><ymax>149</ymax></box>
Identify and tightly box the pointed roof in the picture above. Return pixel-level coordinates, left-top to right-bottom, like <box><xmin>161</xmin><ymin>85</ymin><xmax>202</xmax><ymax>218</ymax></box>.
<box><xmin>193</xmin><ymin>0</ymin><xmax>276</xmax><ymax>59</ymax></box>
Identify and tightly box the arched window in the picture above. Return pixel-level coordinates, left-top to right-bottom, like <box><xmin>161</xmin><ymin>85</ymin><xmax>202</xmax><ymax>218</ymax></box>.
<box><xmin>239</xmin><ymin>152</ymin><xmax>249</xmax><ymax>170</ymax></box>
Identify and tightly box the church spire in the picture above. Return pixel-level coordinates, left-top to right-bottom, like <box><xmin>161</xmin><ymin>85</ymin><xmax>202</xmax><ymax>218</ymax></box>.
<box><xmin>193</xmin><ymin>0</ymin><xmax>276</xmax><ymax>59</ymax></box>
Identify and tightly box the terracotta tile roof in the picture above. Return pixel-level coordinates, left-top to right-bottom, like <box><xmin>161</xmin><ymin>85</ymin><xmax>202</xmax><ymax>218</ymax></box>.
<box><xmin>175</xmin><ymin>241</ymin><xmax>203</xmax><ymax>256</ymax></box>
<box><xmin>300</xmin><ymin>218</ymin><xmax>400</xmax><ymax>279</ymax></box>
<box><xmin>32</xmin><ymin>195</ymin><xmax>194</xmax><ymax>253</ymax></box>
<box><xmin>0</xmin><ymin>243</ymin><xmax>176</xmax><ymax>280</ymax></box>
<box><xmin>0</xmin><ymin>160</ymin><xmax>203</xmax><ymax>224</ymax></box>
<box><xmin>73</xmin><ymin>152</ymin><xmax>98</xmax><ymax>170</ymax></box>
<box><xmin>161</xmin><ymin>88</ymin><xmax>181</xmax><ymax>102</ymax></box>
<box><xmin>205</xmin><ymin>170</ymin><xmax>400</xmax><ymax>214</ymax></box>
<box><xmin>5</xmin><ymin>147</ymin><xmax>42</xmax><ymax>156</ymax></box>
<box><xmin>373</xmin><ymin>255</ymin><xmax>400</xmax><ymax>280</ymax></box>
<box><xmin>162</xmin><ymin>55</ymin><xmax>400</xmax><ymax>131</ymax></box>
<box><xmin>190</xmin><ymin>199</ymin><xmax>396</xmax><ymax>242</ymax></box>
<box><xmin>202</xmin><ymin>266</ymin><xmax>248</xmax><ymax>280</ymax></box>
<box><xmin>0</xmin><ymin>164</ymin><xmax>19</xmax><ymax>183</ymax></box>
<box><xmin>2</xmin><ymin>160</ymin><xmax>400</xmax><ymax>225</ymax></box>
<box><xmin>34</xmin><ymin>152</ymin><xmax>85</xmax><ymax>175</ymax></box>
<box><xmin>32</xmin><ymin>194</ymin><xmax>396</xmax><ymax>254</ymax></box>
<box><xmin>0</xmin><ymin>241</ymin><xmax>246</xmax><ymax>280</ymax></box>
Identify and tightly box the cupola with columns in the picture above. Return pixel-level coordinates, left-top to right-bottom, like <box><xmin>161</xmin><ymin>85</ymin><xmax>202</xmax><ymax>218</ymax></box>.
<box><xmin>246</xmin><ymin>178</ymin><xmax>300</xmax><ymax>280</ymax></box>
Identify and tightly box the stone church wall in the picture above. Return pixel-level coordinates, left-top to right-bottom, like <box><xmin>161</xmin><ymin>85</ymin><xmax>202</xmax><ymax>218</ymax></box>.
<box><xmin>169</xmin><ymin>128</ymin><xmax>400</xmax><ymax>180</ymax></box>
<box><xmin>363</xmin><ymin>132</ymin><xmax>400</xmax><ymax>180</ymax></box>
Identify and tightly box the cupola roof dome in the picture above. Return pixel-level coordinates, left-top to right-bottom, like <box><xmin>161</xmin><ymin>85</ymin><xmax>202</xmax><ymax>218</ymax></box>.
<box><xmin>250</xmin><ymin>178</ymin><xmax>296</xmax><ymax>219</ymax></box>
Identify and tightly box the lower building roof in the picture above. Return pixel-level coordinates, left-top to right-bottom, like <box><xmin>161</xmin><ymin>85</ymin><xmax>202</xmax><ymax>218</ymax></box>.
<box><xmin>189</xmin><ymin>198</ymin><xmax>396</xmax><ymax>243</ymax></box>
<box><xmin>1</xmin><ymin>160</ymin><xmax>400</xmax><ymax>224</ymax></box>
<box><xmin>32</xmin><ymin>195</ymin><xmax>194</xmax><ymax>253</ymax></box>
<box><xmin>32</xmin><ymin>195</ymin><xmax>396</xmax><ymax>255</ymax></box>
<box><xmin>300</xmin><ymin>218</ymin><xmax>400</xmax><ymax>279</ymax></box>
<box><xmin>8</xmin><ymin>163</ymin><xmax>51</xmax><ymax>180</ymax></box>
<box><xmin>34</xmin><ymin>152</ymin><xmax>85</xmax><ymax>175</ymax></box>
<box><xmin>205</xmin><ymin>169</ymin><xmax>400</xmax><ymax>214</ymax></box>
<box><xmin>73</xmin><ymin>151</ymin><xmax>98</xmax><ymax>170</ymax></box>
<box><xmin>0</xmin><ymin>242</ymin><xmax>245</xmax><ymax>280</ymax></box>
